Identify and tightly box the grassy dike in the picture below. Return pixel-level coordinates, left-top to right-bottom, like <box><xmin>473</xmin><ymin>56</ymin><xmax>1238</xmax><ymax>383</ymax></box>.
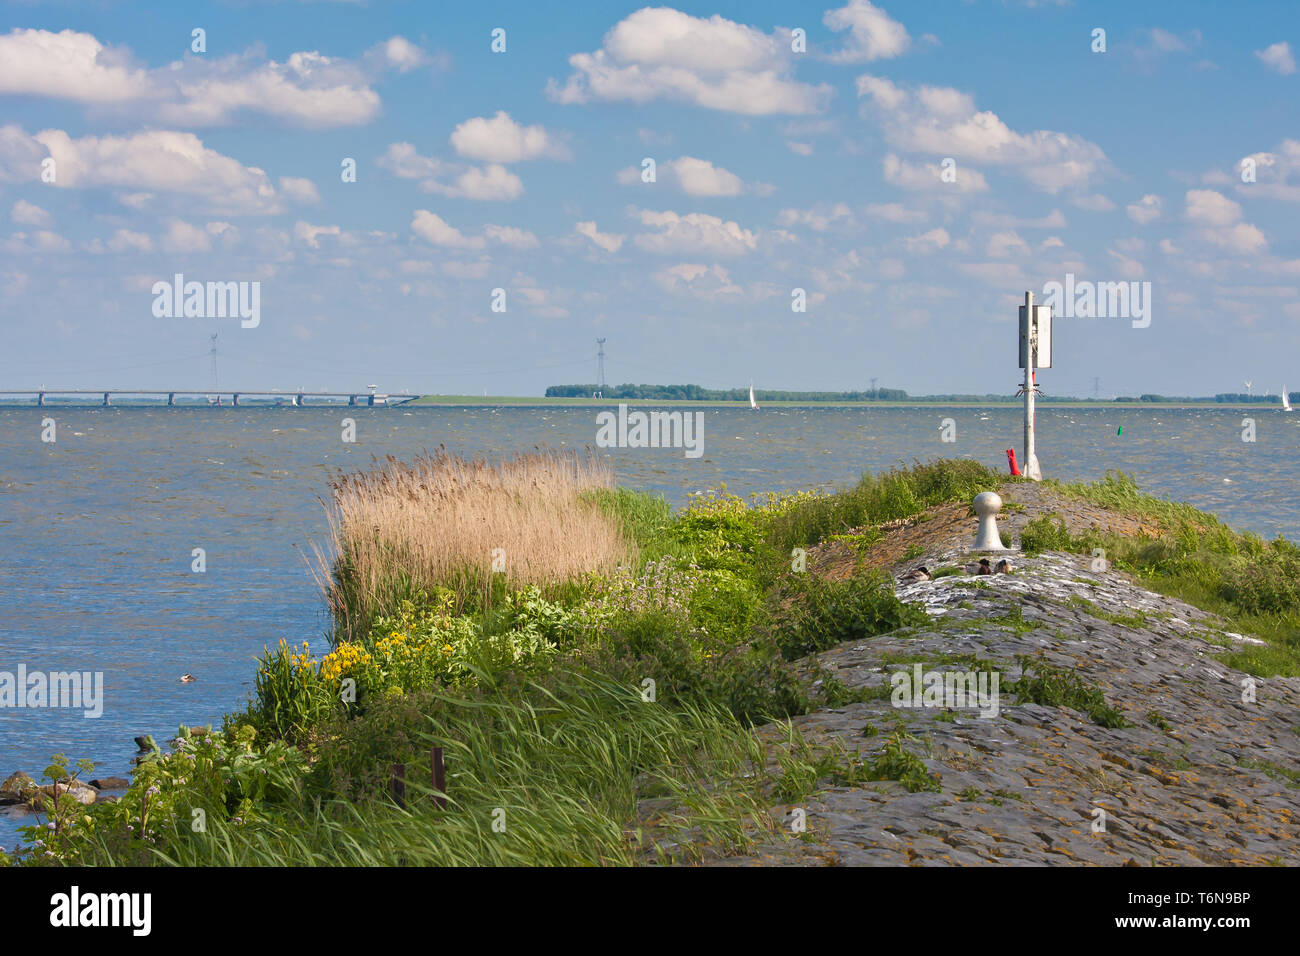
<box><xmin>6</xmin><ymin>458</ymin><xmax>1297</xmax><ymax>866</ymax></box>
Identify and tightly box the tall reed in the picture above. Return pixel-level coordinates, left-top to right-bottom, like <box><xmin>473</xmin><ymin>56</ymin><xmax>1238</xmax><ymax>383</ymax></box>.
<box><xmin>319</xmin><ymin>448</ymin><xmax>632</xmax><ymax>640</ymax></box>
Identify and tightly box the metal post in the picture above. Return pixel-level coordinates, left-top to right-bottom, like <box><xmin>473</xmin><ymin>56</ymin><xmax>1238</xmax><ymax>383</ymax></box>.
<box><xmin>1023</xmin><ymin>291</ymin><xmax>1041</xmax><ymax>481</ymax></box>
<box><xmin>36</xmin><ymin>392</ymin><xmax>44</xmax><ymax>406</ymax></box>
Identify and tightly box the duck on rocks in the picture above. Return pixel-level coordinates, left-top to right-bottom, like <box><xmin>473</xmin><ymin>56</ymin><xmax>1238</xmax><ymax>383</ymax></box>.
<box><xmin>995</xmin><ymin>559</ymin><xmax>1013</xmax><ymax>574</ymax></box>
<box><xmin>899</xmin><ymin>565</ymin><xmax>931</xmax><ymax>583</ymax></box>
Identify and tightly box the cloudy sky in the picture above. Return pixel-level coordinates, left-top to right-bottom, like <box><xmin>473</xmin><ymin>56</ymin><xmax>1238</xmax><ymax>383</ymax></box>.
<box><xmin>0</xmin><ymin>0</ymin><xmax>1296</xmax><ymax>397</ymax></box>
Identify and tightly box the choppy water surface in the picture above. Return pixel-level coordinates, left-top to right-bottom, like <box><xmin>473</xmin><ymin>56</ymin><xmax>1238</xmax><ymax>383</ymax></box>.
<box><xmin>1</xmin><ymin>403</ymin><xmax>1297</xmax><ymax>845</ymax></box>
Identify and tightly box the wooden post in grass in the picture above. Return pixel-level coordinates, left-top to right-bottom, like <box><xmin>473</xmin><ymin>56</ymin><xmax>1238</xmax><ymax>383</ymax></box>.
<box><xmin>431</xmin><ymin>747</ymin><xmax>447</xmax><ymax>810</ymax></box>
<box><xmin>390</xmin><ymin>763</ymin><xmax>406</xmax><ymax>810</ymax></box>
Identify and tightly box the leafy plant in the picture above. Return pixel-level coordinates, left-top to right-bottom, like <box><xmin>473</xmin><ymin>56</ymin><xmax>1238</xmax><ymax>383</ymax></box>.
<box><xmin>1008</xmin><ymin>656</ymin><xmax>1130</xmax><ymax>728</ymax></box>
<box><xmin>771</xmin><ymin>571</ymin><xmax>926</xmax><ymax>659</ymax></box>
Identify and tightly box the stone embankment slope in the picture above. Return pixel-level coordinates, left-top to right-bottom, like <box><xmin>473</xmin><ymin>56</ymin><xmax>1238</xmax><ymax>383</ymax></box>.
<box><xmin>717</xmin><ymin>484</ymin><xmax>1299</xmax><ymax>866</ymax></box>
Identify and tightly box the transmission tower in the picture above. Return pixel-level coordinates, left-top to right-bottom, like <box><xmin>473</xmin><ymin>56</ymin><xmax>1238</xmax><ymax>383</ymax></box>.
<box><xmin>596</xmin><ymin>338</ymin><xmax>607</xmax><ymax>393</ymax></box>
<box><xmin>1093</xmin><ymin>377</ymin><xmax>1100</xmax><ymax>400</ymax></box>
<box><xmin>209</xmin><ymin>334</ymin><xmax>219</xmax><ymax>392</ymax></box>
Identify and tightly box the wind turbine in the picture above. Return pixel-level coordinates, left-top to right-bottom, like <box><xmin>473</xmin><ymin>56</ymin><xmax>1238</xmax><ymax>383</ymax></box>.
<box><xmin>1244</xmin><ymin>380</ymin><xmax>1253</xmax><ymax>398</ymax></box>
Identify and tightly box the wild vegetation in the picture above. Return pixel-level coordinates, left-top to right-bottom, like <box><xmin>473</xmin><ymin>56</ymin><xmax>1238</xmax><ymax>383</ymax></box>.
<box><xmin>1022</xmin><ymin>471</ymin><xmax>1300</xmax><ymax>675</ymax></box>
<box><xmin>321</xmin><ymin>449</ymin><xmax>629</xmax><ymax>638</ymax></box>
<box><xmin>9</xmin><ymin>458</ymin><xmax>1296</xmax><ymax>866</ymax></box>
<box><xmin>14</xmin><ymin>455</ymin><xmax>999</xmax><ymax>866</ymax></box>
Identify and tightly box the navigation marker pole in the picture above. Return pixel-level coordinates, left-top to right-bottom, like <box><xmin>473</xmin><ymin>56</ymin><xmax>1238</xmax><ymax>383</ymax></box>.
<box><xmin>1018</xmin><ymin>290</ymin><xmax>1051</xmax><ymax>482</ymax></box>
<box><xmin>1024</xmin><ymin>291</ymin><xmax>1039</xmax><ymax>480</ymax></box>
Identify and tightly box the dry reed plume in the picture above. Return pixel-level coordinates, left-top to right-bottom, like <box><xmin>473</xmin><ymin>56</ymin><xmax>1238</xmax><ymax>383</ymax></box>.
<box><xmin>319</xmin><ymin>447</ymin><xmax>630</xmax><ymax>638</ymax></box>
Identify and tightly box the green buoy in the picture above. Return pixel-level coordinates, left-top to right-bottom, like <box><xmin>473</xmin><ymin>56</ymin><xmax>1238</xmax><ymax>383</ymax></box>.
<box><xmin>1117</xmin><ymin>425</ymin><xmax>1122</xmax><ymax>435</ymax></box>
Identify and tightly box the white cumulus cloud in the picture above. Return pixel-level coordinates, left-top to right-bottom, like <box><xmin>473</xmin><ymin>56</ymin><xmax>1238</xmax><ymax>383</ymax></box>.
<box><xmin>883</xmin><ymin>153</ymin><xmax>987</xmax><ymax>193</ymax></box>
<box><xmin>484</xmin><ymin>224</ymin><xmax>540</xmax><ymax>248</ymax></box>
<box><xmin>1126</xmin><ymin>194</ymin><xmax>1162</xmax><ymax>225</ymax></box>
<box><xmin>633</xmin><ymin>208</ymin><xmax>758</xmax><ymax>257</ymax></box>
<box><xmin>859</xmin><ymin>74</ymin><xmax>1109</xmax><ymax>192</ymax></box>
<box><xmin>824</xmin><ymin>1</ymin><xmax>911</xmax><ymax>64</ymax></box>
<box><xmin>411</xmin><ymin>210</ymin><xmax>485</xmax><ymax>249</ymax></box>
<box><xmin>162</xmin><ymin>219</ymin><xmax>211</xmax><ymax>253</ymax></box>
<box><xmin>10</xmin><ymin>199</ymin><xmax>50</xmax><ymax>226</ymax></box>
<box><xmin>0</xmin><ymin>126</ymin><xmax>282</xmax><ymax>214</ymax></box>
<box><xmin>575</xmin><ymin>221</ymin><xmax>625</xmax><ymax>253</ymax></box>
<box><xmin>548</xmin><ymin>7</ymin><xmax>832</xmax><ymax>115</ymax></box>
<box><xmin>619</xmin><ymin>156</ymin><xmax>749</xmax><ymax>196</ymax></box>
<box><xmin>1255</xmin><ymin>41</ymin><xmax>1296</xmax><ymax>76</ymax></box>
<box><xmin>450</xmin><ymin>112</ymin><xmax>568</xmax><ymax>163</ymax></box>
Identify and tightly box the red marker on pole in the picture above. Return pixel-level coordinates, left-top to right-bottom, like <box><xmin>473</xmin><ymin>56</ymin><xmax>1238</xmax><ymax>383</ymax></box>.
<box><xmin>1006</xmin><ymin>448</ymin><xmax>1021</xmax><ymax>476</ymax></box>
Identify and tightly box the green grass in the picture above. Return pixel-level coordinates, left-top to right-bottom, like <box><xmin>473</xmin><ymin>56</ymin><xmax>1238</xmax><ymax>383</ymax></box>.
<box><xmin>1067</xmin><ymin>595</ymin><xmax>1149</xmax><ymax>630</ymax></box>
<box><xmin>986</xmin><ymin>605</ymin><xmax>1039</xmax><ymax>634</ymax></box>
<box><xmin>1238</xmin><ymin>757</ymin><xmax>1300</xmax><ymax>789</ymax></box>
<box><xmin>1007</xmin><ymin>655</ymin><xmax>1130</xmax><ymax>728</ymax></box>
<box><xmin>26</xmin><ymin>674</ymin><xmax>784</xmax><ymax>866</ymax></box>
<box><xmin>774</xmin><ymin>729</ymin><xmax>939</xmax><ymax>800</ymax></box>
<box><xmin>1031</xmin><ymin>472</ymin><xmax>1300</xmax><ymax>677</ymax></box>
<box><xmin>875</xmin><ymin>650</ymin><xmax>999</xmax><ymax>671</ymax></box>
<box><xmin>1146</xmin><ymin>710</ymin><xmax>1173</xmax><ymax>732</ymax></box>
<box><xmin>769</xmin><ymin>571</ymin><xmax>928</xmax><ymax>659</ymax></box>
<box><xmin>764</xmin><ymin>458</ymin><xmax>1001</xmax><ymax>555</ymax></box>
<box><xmin>581</xmin><ymin>487</ymin><xmax>674</xmax><ymax>550</ymax></box>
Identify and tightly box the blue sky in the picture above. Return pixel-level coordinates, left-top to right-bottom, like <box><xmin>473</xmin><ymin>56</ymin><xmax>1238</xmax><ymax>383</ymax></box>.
<box><xmin>0</xmin><ymin>0</ymin><xmax>1296</xmax><ymax>397</ymax></box>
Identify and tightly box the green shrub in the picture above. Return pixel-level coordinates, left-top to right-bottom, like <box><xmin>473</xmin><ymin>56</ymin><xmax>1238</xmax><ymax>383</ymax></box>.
<box><xmin>1019</xmin><ymin>515</ymin><xmax>1074</xmax><ymax>555</ymax></box>
<box><xmin>586</xmin><ymin>606</ymin><xmax>805</xmax><ymax>724</ymax></box>
<box><xmin>244</xmin><ymin>640</ymin><xmax>339</xmax><ymax>742</ymax></box>
<box><xmin>18</xmin><ymin>726</ymin><xmax>308</xmax><ymax>866</ymax></box>
<box><xmin>1218</xmin><ymin>560</ymin><xmax>1300</xmax><ymax>616</ymax></box>
<box><xmin>489</xmin><ymin>585</ymin><xmax>590</xmax><ymax>646</ymax></box>
<box><xmin>308</xmin><ymin>688</ymin><xmax>439</xmax><ymax>802</ymax></box>
<box><xmin>663</xmin><ymin>486</ymin><xmax>769</xmax><ymax>576</ymax></box>
<box><xmin>1008</xmin><ymin>656</ymin><xmax>1129</xmax><ymax>728</ymax></box>
<box><xmin>870</xmin><ymin>731</ymin><xmax>941</xmax><ymax>793</ymax></box>
<box><xmin>688</xmin><ymin>569</ymin><xmax>765</xmax><ymax>645</ymax></box>
<box><xmin>772</xmin><ymin>571</ymin><xmax>927</xmax><ymax>659</ymax></box>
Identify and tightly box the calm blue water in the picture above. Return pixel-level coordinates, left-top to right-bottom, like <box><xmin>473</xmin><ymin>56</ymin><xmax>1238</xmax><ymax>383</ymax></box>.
<box><xmin>1</xmin><ymin>403</ymin><xmax>1297</xmax><ymax>847</ymax></box>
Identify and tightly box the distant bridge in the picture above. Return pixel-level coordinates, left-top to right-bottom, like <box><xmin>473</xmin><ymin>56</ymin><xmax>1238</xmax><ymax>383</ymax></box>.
<box><xmin>0</xmin><ymin>389</ymin><xmax>422</xmax><ymax>407</ymax></box>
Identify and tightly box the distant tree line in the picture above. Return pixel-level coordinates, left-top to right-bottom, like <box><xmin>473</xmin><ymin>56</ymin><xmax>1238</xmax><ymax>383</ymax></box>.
<box><xmin>545</xmin><ymin>383</ymin><xmax>909</xmax><ymax>401</ymax></box>
<box><xmin>1113</xmin><ymin>393</ymin><xmax>1286</xmax><ymax>403</ymax></box>
<box><xmin>545</xmin><ymin>384</ymin><xmax>1290</xmax><ymax>403</ymax></box>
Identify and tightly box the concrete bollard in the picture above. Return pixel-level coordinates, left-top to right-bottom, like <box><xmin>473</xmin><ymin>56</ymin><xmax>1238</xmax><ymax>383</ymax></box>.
<box><xmin>972</xmin><ymin>492</ymin><xmax>1007</xmax><ymax>550</ymax></box>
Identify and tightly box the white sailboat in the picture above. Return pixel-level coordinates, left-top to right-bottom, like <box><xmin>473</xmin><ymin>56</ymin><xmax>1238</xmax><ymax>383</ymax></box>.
<box><xmin>749</xmin><ymin>382</ymin><xmax>759</xmax><ymax>410</ymax></box>
<box><xmin>1283</xmin><ymin>387</ymin><xmax>1292</xmax><ymax>413</ymax></box>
